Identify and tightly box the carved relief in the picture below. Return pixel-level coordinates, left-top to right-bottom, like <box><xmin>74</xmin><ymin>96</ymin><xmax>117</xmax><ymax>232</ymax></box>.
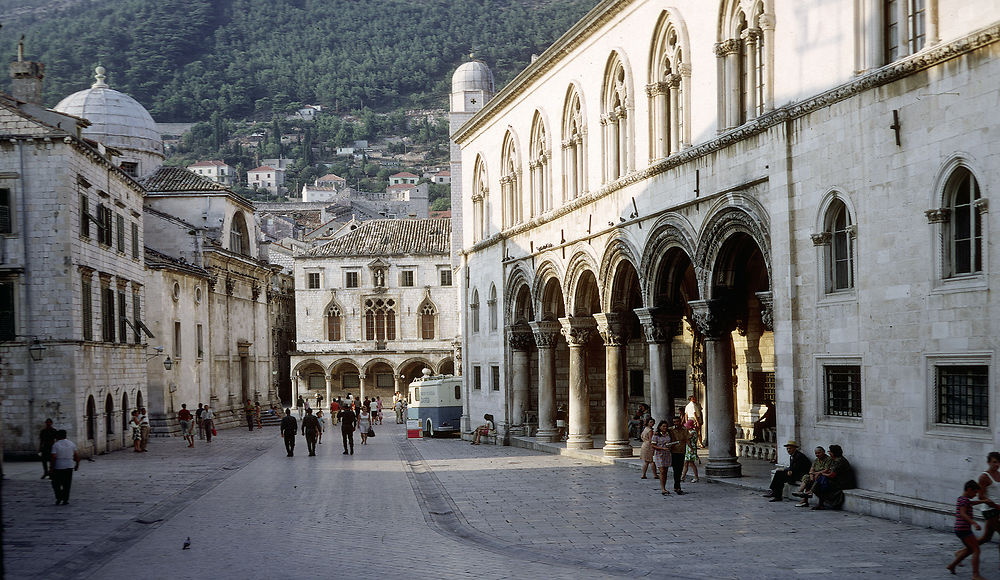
<box><xmin>507</xmin><ymin>325</ymin><xmax>535</xmax><ymax>351</ymax></box>
<box><xmin>756</xmin><ymin>291</ymin><xmax>774</xmax><ymax>332</ymax></box>
<box><xmin>529</xmin><ymin>320</ymin><xmax>562</xmax><ymax>348</ymax></box>
<box><xmin>811</xmin><ymin>232</ymin><xmax>832</xmax><ymax>246</ymax></box>
<box><xmin>925</xmin><ymin>208</ymin><xmax>950</xmax><ymax>223</ymax></box>
<box><xmin>688</xmin><ymin>299</ymin><xmax>731</xmax><ymax>340</ymax></box>
<box><xmin>593</xmin><ymin>313</ymin><xmax>629</xmax><ymax>346</ymax></box>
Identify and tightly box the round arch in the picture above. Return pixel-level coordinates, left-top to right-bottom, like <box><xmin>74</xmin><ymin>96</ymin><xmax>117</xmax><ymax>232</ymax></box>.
<box><xmin>293</xmin><ymin>358</ymin><xmax>327</xmax><ymax>375</ymax></box>
<box><xmin>326</xmin><ymin>358</ymin><xmax>361</xmax><ymax>376</ymax></box>
<box><xmin>86</xmin><ymin>394</ymin><xmax>97</xmax><ymax>441</ymax></box>
<box><xmin>564</xmin><ymin>246</ymin><xmax>601</xmax><ymax>316</ymax></box>
<box><xmin>532</xmin><ymin>259</ymin><xmax>566</xmax><ymax>320</ymax></box>
<box><xmin>695</xmin><ymin>193</ymin><xmax>772</xmax><ymax>299</ymax></box>
<box><xmin>504</xmin><ymin>264</ymin><xmax>534</xmax><ymax>324</ymax></box>
<box><xmin>104</xmin><ymin>393</ymin><xmax>114</xmax><ymax>440</ymax></box>
<box><xmin>599</xmin><ymin>232</ymin><xmax>644</xmax><ymax>312</ymax></box>
<box><xmin>437</xmin><ymin>357</ymin><xmax>455</xmax><ymax>376</ymax></box>
<box><xmin>361</xmin><ymin>357</ymin><xmax>397</xmax><ymax>377</ymax></box>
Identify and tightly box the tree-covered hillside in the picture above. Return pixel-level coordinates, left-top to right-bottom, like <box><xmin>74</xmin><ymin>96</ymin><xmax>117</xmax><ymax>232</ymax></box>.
<box><xmin>1</xmin><ymin>0</ymin><xmax>596</xmax><ymax>121</ymax></box>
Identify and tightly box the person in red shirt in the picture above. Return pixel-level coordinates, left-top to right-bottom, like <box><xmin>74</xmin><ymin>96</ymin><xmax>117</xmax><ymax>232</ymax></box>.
<box><xmin>330</xmin><ymin>399</ymin><xmax>340</xmax><ymax>426</ymax></box>
<box><xmin>177</xmin><ymin>404</ymin><xmax>194</xmax><ymax>448</ymax></box>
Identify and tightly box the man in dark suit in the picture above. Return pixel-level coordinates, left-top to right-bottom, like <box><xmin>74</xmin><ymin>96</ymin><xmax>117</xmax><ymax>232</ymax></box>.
<box><xmin>301</xmin><ymin>408</ymin><xmax>320</xmax><ymax>456</ymax></box>
<box><xmin>280</xmin><ymin>408</ymin><xmax>297</xmax><ymax>457</ymax></box>
<box><xmin>765</xmin><ymin>440</ymin><xmax>812</xmax><ymax>501</ymax></box>
<box><xmin>338</xmin><ymin>405</ymin><xmax>357</xmax><ymax>455</ymax></box>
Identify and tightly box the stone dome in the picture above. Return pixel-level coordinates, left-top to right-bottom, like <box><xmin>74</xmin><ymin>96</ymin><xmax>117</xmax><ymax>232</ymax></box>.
<box><xmin>54</xmin><ymin>67</ymin><xmax>164</xmax><ymax>158</ymax></box>
<box><xmin>451</xmin><ymin>59</ymin><xmax>495</xmax><ymax>96</ymax></box>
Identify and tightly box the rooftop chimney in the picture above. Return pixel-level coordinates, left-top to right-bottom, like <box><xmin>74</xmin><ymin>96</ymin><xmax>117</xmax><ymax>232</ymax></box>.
<box><xmin>10</xmin><ymin>36</ymin><xmax>45</xmax><ymax>105</ymax></box>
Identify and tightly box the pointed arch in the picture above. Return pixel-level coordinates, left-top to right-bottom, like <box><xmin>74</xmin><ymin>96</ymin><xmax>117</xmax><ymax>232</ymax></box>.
<box><xmin>472</xmin><ymin>155</ymin><xmax>490</xmax><ymax>242</ymax></box>
<box><xmin>562</xmin><ymin>82</ymin><xmax>588</xmax><ymax>201</ymax></box>
<box><xmin>488</xmin><ymin>284</ymin><xmax>499</xmax><ymax>332</ymax></box>
<box><xmin>601</xmin><ymin>50</ymin><xmax>635</xmax><ymax>183</ymax></box>
<box><xmin>324</xmin><ymin>296</ymin><xmax>345</xmax><ymax>341</ymax></box>
<box><xmin>500</xmin><ymin>129</ymin><xmax>523</xmax><ymax>229</ymax></box>
<box><xmin>470</xmin><ymin>287</ymin><xmax>481</xmax><ymax>333</ymax></box>
<box><xmin>529</xmin><ymin>110</ymin><xmax>553</xmax><ymax>215</ymax></box>
<box><xmin>649</xmin><ymin>8</ymin><xmax>692</xmax><ymax>158</ymax></box>
<box><xmin>418</xmin><ymin>295</ymin><xmax>438</xmax><ymax>340</ymax></box>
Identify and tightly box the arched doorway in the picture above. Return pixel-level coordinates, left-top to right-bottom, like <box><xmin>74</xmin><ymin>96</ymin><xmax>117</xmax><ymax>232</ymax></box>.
<box><xmin>296</xmin><ymin>362</ymin><xmax>326</xmax><ymax>409</ymax></box>
<box><xmin>86</xmin><ymin>395</ymin><xmax>97</xmax><ymax>442</ymax></box>
<box><xmin>329</xmin><ymin>360</ymin><xmax>362</xmax><ymax>401</ymax></box>
<box><xmin>136</xmin><ymin>390</ymin><xmax>144</xmax><ymax>412</ymax></box>
<box><xmin>121</xmin><ymin>393</ymin><xmax>129</xmax><ymax>448</ymax></box>
<box><xmin>105</xmin><ymin>394</ymin><xmax>114</xmax><ymax>450</ymax></box>
<box><xmin>363</xmin><ymin>360</ymin><xmax>395</xmax><ymax>404</ymax></box>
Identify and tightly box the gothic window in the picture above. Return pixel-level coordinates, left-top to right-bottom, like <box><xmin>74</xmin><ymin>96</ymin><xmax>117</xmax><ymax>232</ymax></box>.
<box><xmin>529</xmin><ymin>112</ymin><xmax>551</xmax><ymax>214</ymax></box>
<box><xmin>602</xmin><ymin>53</ymin><xmax>632</xmax><ymax>183</ymax></box>
<box><xmin>364</xmin><ymin>298</ymin><xmax>396</xmax><ymax>341</ymax></box>
<box><xmin>562</xmin><ymin>87</ymin><xmax>587</xmax><ymax>200</ymax></box>
<box><xmin>86</xmin><ymin>395</ymin><xmax>96</xmax><ymax>441</ymax></box>
<box><xmin>488</xmin><ymin>284</ymin><xmax>498</xmax><ymax>332</ymax></box>
<box><xmin>825</xmin><ymin>199</ymin><xmax>855</xmax><ymax>292</ymax></box>
<box><xmin>649</xmin><ymin>12</ymin><xmax>691</xmax><ymax>159</ymax></box>
<box><xmin>229</xmin><ymin>212</ymin><xmax>250</xmax><ymax>257</ymax></box>
<box><xmin>419</xmin><ymin>300</ymin><xmax>436</xmax><ymax>340</ymax></box>
<box><xmin>472</xmin><ymin>156</ymin><xmax>489</xmax><ymax>242</ymax></box>
<box><xmin>326</xmin><ymin>304</ymin><xmax>343</xmax><ymax>341</ymax></box>
<box><xmin>500</xmin><ymin>131</ymin><xmax>521</xmax><ymax>228</ymax></box>
<box><xmin>884</xmin><ymin>0</ymin><xmax>926</xmax><ymax>64</ymax></box>
<box><xmin>948</xmin><ymin>169</ymin><xmax>983</xmax><ymax>277</ymax></box>
<box><xmin>717</xmin><ymin>1</ymin><xmax>773</xmax><ymax>129</ymax></box>
<box><xmin>470</xmin><ymin>289</ymin><xmax>480</xmax><ymax>333</ymax></box>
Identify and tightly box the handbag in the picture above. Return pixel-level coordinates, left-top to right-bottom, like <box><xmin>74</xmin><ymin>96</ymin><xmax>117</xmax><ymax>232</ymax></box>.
<box><xmin>212</xmin><ymin>428</ymin><xmax>218</xmax><ymax>436</ymax></box>
<box><xmin>367</xmin><ymin>427</ymin><xmax>375</xmax><ymax>437</ymax></box>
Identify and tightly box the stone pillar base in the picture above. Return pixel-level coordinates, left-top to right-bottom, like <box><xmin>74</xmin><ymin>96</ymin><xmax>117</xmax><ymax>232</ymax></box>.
<box><xmin>603</xmin><ymin>443</ymin><xmax>633</xmax><ymax>457</ymax></box>
<box><xmin>534</xmin><ymin>428</ymin><xmax>560</xmax><ymax>442</ymax></box>
<box><xmin>705</xmin><ymin>457</ymin><xmax>742</xmax><ymax>478</ymax></box>
<box><xmin>566</xmin><ymin>435</ymin><xmax>594</xmax><ymax>449</ymax></box>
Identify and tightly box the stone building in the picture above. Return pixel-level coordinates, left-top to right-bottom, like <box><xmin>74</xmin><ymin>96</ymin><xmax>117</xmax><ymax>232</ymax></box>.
<box><xmin>1</xmin><ymin>61</ymin><xmax>151</xmax><ymax>457</ymax></box>
<box><xmin>141</xmin><ymin>167</ymin><xmax>290</xmax><ymax>426</ymax></box>
<box><xmin>290</xmin><ymin>218</ymin><xmax>457</xmax><ymax>406</ymax></box>
<box><xmin>451</xmin><ymin>0</ymin><xmax>1000</xmax><ymax>524</ymax></box>
<box><xmin>187</xmin><ymin>160</ymin><xmax>235</xmax><ymax>187</ymax></box>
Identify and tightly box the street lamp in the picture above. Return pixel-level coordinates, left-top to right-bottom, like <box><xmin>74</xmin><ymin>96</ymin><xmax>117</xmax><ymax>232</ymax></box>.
<box><xmin>162</xmin><ymin>356</ymin><xmax>173</xmax><ymax>371</ymax></box>
<box><xmin>28</xmin><ymin>338</ymin><xmax>45</xmax><ymax>361</ymax></box>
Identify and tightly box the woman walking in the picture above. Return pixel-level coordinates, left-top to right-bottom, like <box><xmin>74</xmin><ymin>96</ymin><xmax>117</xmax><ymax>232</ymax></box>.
<box><xmin>358</xmin><ymin>406</ymin><xmax>371</xmax><ymax>445</ymax></box>
<box><xmin>680</xmin><ymin>419</ymin><xmax>700</xmax><ymax>483</ymax></box>
<box><xmin>639</xmin><ymin>418</ymin><xmax>657</xmax><ymax>479</ymax></box>
<box><xmin>129</xmin><ymin>410</ymin><xmax>142</xmax><ymax>452</ymax></box>
<box><xmin>651</xmin><ymin>421</ymin><xmax>675</xmax><ymax>495</ymax></box>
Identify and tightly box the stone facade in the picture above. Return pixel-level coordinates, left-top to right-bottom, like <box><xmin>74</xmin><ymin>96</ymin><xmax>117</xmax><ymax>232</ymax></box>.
<box><xmin>452</xmin><ymin>0</ymin><xmax>1000</xmax><ymax>508</ymax></box>
<box><xmin>290</xmin><ymin>219</ymin><xmax>458</xmax><ymax>406</ymax></box>
<box><xmin>0</xmin><ymin>95</ymin><xmax>147</xmax><ymax>457</ymax></box>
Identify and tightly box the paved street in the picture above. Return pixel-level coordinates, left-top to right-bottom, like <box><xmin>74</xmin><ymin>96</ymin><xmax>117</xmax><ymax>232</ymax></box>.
<box><xmin>2</xmin><ymin>422</ymin><xmax>992</xmax><ymax>579</ymax></box>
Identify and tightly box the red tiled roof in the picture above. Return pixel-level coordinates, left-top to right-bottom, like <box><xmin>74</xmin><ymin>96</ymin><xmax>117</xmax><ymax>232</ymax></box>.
<box><xmin>188</xmin><ymin>160</ymin><xmax>229</xmax><ymax>167</ymax></box>
<box><xmin>434</xmin><ymin>170</ymin><xmax>451</xmax><ymax>176</ymax></box>
<box><xmin>318</xmin><ymin>173</ymin><xmax>345</xmax><ymax>182</ymax></box>
<box><xmin>391</xmin><ymin>171</ymin><xmax>419</xmax><ymax>178</ymax></box>
<box><xmin>140</xmin><ymin>166</ymin><xmax>229</xmax><ymax>192</ymax></box>
<box><xmin>429</xmin><ymin>210</ymin><xmax>452</xmax><ymax>218</ymax></box>
<box><xmin>305</xmin><ymin>218</ymin><xmax>450</xmax><ymax>257</ymax></box>
<box><xmin>249</xmin><ymin>165</ymin><xmax>275</xmax><ymax>173</ymax></box>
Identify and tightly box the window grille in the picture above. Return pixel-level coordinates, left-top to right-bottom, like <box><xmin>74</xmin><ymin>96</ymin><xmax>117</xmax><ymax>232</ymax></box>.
<box><xmin>824</xmin><ymin>365</ymin><xmax>862</xmax><ymax>417</ymax></box>
<box><xmin>936</xmin><ymin>365</ymin><xmax>989</xmax><ymax>427</ymax></box>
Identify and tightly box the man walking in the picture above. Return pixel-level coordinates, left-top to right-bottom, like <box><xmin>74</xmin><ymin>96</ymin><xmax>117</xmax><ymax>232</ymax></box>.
<box><xmin>139</xmin><ymin>407</ymin><xmax>150</xmax><ymax>452</ymax></box>
<box><xmin>178</xmin><ymin>404</ymin><xmax>194</xmax><ymax>448</ymax></box>
<box><xmin>39</xmin><ymin>418</ymin><xmax>57</xmax><ymax>479</ymax></box>
<box><xmin>280</xmin><ymin>408</ymin><xmax>297</xmax><ymax>457</ymax></box>
<box><xmin>339</xmin><ymin>404</ymin><xmax>357</xmax><ymax>455</ymax></box>
<box><xmin>302</xmin><ymin>408</ymin><xmax>320</xmax><ymax>456</ymax></box>
<box><xmin>202</xmin><ymin>405</ymin><xmax>215</xmax><ymax>443</ymax></box>
<box><xmin>668</xmin><ymin>416</ymin><xmax>690</xmax><ymax>495</ymax></box>
<box><xmin>245</xmin><ymin>399</ymin><xmax>256</xmax><ymax>432</ymax></box>
<box><xmin>682</xmin><ymin>396</ymin><xmax>703</xmax><ymax>446</ymax></box>
<box><xmin>49</xmin><ymin>430</ymin><xmax>79</xmax><ymax>505</ymax></box>
<box><xmin>195</xmin><ymin>403</ymin><xmax>205</xmax><ymax>440</ymax></box>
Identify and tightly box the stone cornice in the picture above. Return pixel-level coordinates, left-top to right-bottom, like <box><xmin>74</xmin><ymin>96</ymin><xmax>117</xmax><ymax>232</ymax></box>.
<box><xmin>3</xmin><ymin>133</ymin><xmax>145</xmax><ymax>196</ymax></box>
<box><xmin>464</xmin><ymin>22</ymin><xmax>1000</xmax><ymax>257</ymax></box>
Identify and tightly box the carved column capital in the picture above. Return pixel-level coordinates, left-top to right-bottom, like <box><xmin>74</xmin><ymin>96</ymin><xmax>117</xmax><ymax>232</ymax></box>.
<box><xmin>529</xmin><ymin>320</ymin><xmax>562</xmax><ymax>349</ymax></box>
<box><xmin>506</xmin><ymin>324</ymin><xmax>534</xmax><ymax>351</ymax></box>
<box><xmin>755</xmin><ymin>291</ymin><xmax>774</xmax><ymax>332</ymax></box>
<box><xmin>558</xmin><ymin>316</ymin><xmax>596</xmax><ymax>347</ymax></box>
<box><xmin>715</xmin><ymin>39</ymin><xmax>740</xmax><ymax>57</ymax></box>
<box><xmin>925</xmin><ymin>208</ymin><xmax>950</xmax><ymax>223</ymax></box>
<box><xmin>593</xmin><ymin>312</ymin><xmax>629</xmax><ymax>346</ymax></box>
<box><xmin>633</xmin><ymin>307</ymin><xmax>680</xmax><ymax>344</ymax></box>
<box><xmin>688</xmin><ymin>299</ymin><xmax>733</xmax><ymax>340</ymax></box>
<box><xmin>811</xmin><ymin>232</ymin><xmax>831</xmax><ymax>246</ymax></box>
<box><xmin>758</xmin><ymin>12</ymin><xmax>776</xmax><ymax>31</ymax></box>
<box><xmin>975</xmin><ymin>198</ymin><xmax>989</xmax><ymax>214</ymax></box>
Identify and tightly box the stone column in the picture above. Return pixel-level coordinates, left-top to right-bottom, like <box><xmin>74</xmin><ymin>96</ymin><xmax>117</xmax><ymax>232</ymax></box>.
<box><xmin>559</xmin><ymin>316</ymin><xmax>595</xmax><ymax>450</ymax></box>
<box><xmin>635</xmin><ymin>307</ymin><xmax>677</xmax><ymax>423</ymax></box>
<box><xmin>293</xmin><ymin>372</ymin><xmax>301</xmax><ymax>407</ymax></box>
<box><xmin>574</xmin><ymin>135</ymin><xmax>584</xmax><ymax>195</ymax></box>
<box><xmin>666</xmin><ymin>75</ymin><xmax>681</xmax><ymax>154</ymax></box>
<box><xmin>689</xmin><ymin>299</ymin><xmax>741</xmax><ymax>478</ymax></box>
<box><xmin>508</xmin><ymin>325</ymin><xmax>533</xmax><ymax>435</ymax></box>
<box><xmin>742</xmin><ymin>28</ymin><xmax>759</xmax><ymax>120</ymax></box>
<box><xmin>325</xmin><ymin>374</ymin><xmax>333</xmax><ymax>409</ymax></box>
<box><xmin>759</xmin><ymin>13</ymin><xmax>775</xmax><ymax>111</ymax></box>
<box><xmin>594</xmin><ymin>313</ymin><xmax>631</xmax><ymax>457</ymax></box>
<box><xmin>529</xmin><ymin>320</ymin><xmax>561</xmax><ymax>441</ymax></box>
<box><xmin>359</xmin><ymin>373</ymin><xmax>367</xmax><ymax>401</ymax></box>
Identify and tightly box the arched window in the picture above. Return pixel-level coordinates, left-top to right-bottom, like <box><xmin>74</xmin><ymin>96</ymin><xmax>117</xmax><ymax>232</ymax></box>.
<box><xmin>105</xmin><ymin>393</ymin><xmax>114</xmax><ymax>437</ymax></box>
<box><xmin>470</xmin><ymin>289</ymin><xmax>480</xmax><ymax>333</ymax></box>
<box><xmin>529</xmin><ymin>112</ymin><xmax>551</xmax><ymax>214</ymax></box>
<box><xmin>419</xmin><ymin>300</ymin><xmax>436</xmax><ymax>340</ymax></box>
<box><xmin>364</xmin><ymin>298</ymin><xmax>396</xmax><ymax>341</ymax></box>
<box><xmin>825</xmin><ymin>199</ymin><xmax>855</xmax><ymax>292</ymax></box>
<box><xmin>562</xmin><ymin>87</ymin><xmax>587</xmax><ymax>200</ymax></box>
<box><xmin>717</xmin><ymin>1</ymin><xmax>773</xmax><ymax>130</ymax></box>
<box><xmin>229</xmin><ymin>212</ymin><xmax>251</xmax><ymax>256</ymax></box>
<box><xmin>945</xmin><ymin>168</ymin><xmax>983</xmax><ymax>277</ymax></box>
<box><xmin>86</xmin><ymin>395</ymin><xmax>97</xmax><ymax>441</ymax></box>
<box><xmin>883</xmin><ymin>0</ymin><xmax>927</xmax><ymax>63</ymax></box>
<box><xmin>650</xmin><ymin>11</ymin><xmax>691</xmax><ymax>159</ymax></box>
<box><xmin>500</xmin><ymin>132</ymin><xmax>521</xmax><ymax>228</ymax></box>
<box><xmin>602</xmin><ymin>53</ymin><xmax>632</xmax><ymax>183</ymax></box>
<box><xmin>488</xmin><ymin>285</ymin><xmax>498</xmax><ymax>332</ymax></box>
<box><xmin>472</xmin><ymin>156</ymin><xmax>489</xmax><ymax>242</ymax></box>
<box><xmin>326</xmin><ymin>303</ymin><xmax>343</xmax><ymax>341</ymax></box>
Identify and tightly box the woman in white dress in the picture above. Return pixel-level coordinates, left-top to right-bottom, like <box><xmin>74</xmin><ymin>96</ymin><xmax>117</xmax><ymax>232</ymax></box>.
<box><xmin>358</xmin><ymin>408</ymin><xmax>371</xmax><ymax>445</ymax></box>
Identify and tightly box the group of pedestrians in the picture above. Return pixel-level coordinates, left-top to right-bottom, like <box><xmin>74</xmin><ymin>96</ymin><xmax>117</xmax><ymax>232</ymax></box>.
<box><xmin>639</xmin><ymin>416</ymin><xmax>700</xmax><ymax>496</ymax></box>
<box><xmin>176</xmin><ymin>403</ymin><xmax>215</xmax><ymax>444</ymax></box>
<box><xmin>38</xmin><ymin>418</ymin><xmax>80</xmax><ymax>505</ymax></box>
<box><xmin>126</xmin><ymin>408</ymin><xmax>151</xmax><ymax>452</ymax></box>
<box><xmin>764</xmin><ymin>441</ymin><xmax>855</xmax><ymax>510</ymax></box>
<box><xmin>948</xmin><ymin>452</ymin><xmax>1000</xmax><ymax>579</ymax></box>
<box><xmin>279</xmin><ymin>395</ymin><xmax>376</xmax><ymax>457</ymax></box>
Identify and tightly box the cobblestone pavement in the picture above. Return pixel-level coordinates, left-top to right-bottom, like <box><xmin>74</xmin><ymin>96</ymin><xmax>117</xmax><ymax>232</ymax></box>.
<box><xmin>3</xmin><ymin>422</ymin><xmax>993</xmax><ymax>579</ymax></box>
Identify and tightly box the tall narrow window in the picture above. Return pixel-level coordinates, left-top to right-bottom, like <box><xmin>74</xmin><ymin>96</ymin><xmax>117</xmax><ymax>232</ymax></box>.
<box><xmin>529</xmin><ymin>112</ymin><xmax>549</xmax><ymax>214</ymax></box>
<box><xmin>884</xmin><ymin>0</ymin><xmax>926</xmax><ymax>63</ymax></box>
<box><xmin>97</xmin><ymin>204</ymin><xmax>113</xmax><ymax>246</ymax></box>
<box><xmin>364</xmin><ymin>298</ymin><xmax>396</xmax><ymax>341</ymax></box>
<box><xmin>470</xmin><ymin>290</ymin><xmax>480</xmax><ymax>333</ymax></box>
<box><xmin>718</xmin><ymin>1</ymin><xmax>771</xmax><ymax>128</ymax></box>
<box><xmin>420</xmin><ymin>301</ymin><xmax>436</xmax><ymax>340</ymax></box>
<box><xmin>230</xmin><ymin>212</ymin><xmax>250</xmax><ymax>256</ymax></box>
<box><xmin>823</xmin><ymin>199</ymin><xmax>855</xmax><ymax>292</ymax></box>
<box><xmin>472</xmin><ymin>157</ymin><xmax>489</xmax><ymax>242</ymax></box>
<box><xmin>132</xmin><ymin>291</ymin><xmax>141</xmax><ymax>344</ymax></box>
<box><xmin>117</xmin><ymin>289</ymin><xmax>127</xmax><ymax>344</ymax></box>
<box><xmin>650</xmin><ymin>13</ymin><xmax>690</xmax><ymax>159</ymax></box>
<box><xmin>602</xmin><ymin>54</ymin><xmax>631</xmax><ymax>182</ymax></box>
<box><xmin>0</xmin><ymin>280</ymin><xmax>14</xmax><ymax>341</ymax></box>
<box><xmin>491</xmin><ymin>365</ymin><xmax>501</xmax><ymax>391</ymax></box>
<box><xmin>174</xmin><ymin>320</ymin><xmax>182</xmax><ymax>358</ymax></box>
<box><xmin>0</xmin><ymin>188</ymin><xmax>11</xmax><ymax>234</ymax></box>
<box><xmin>131</xmin><ymin>223</ymin><xmax>139</xmax><ymax>258</ymax></box>
<box><xmin>562</xmin><ymin>88</ymin><xmax>586</xmax><ymax>200</ymax></box>
<box><xmin>327</xmin><ymin>305</ymin><xmax>343</xmax><ymax>341</ymax></box>
<box><xmin>116</xmin><ymin>214</ymin><xmax>126</xmax><ymax>253</ymax></box>
<box><xmin>500</xmin><ymin>131</ymin><xmax>520</xmax><ymax>228</ymax></box>
<box><xmin>488</xmin><ymin>285</ymin><xmax>498</xmax><ymax>332</ymax></box>
<box><xmin>101</xmin><ymin>286</ymin><xmax>115</xmax><ymax>342</ymax></box>
<box><xmin>79</xmin><ymin>193</ymin><xmax>89</xmax><ymax>238</ymax></box>
<box><xmin>82</xmin><ymin>277</ymin><xmax>93</xmax><ymax>341</ymax></box>
<box><xmin>196</xmin><ymin>324</ymin><xmax>204</xmax><ymax>357</ymax></box>
<box><xmin>473</xmin><ymin>366</ymin><xmax>482</xmax><ymax>390</ymax></box>
<box><xmin>946</xmin><ymin>168</ymin><xmax>983</xmax><ymax>277</ymax></box>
